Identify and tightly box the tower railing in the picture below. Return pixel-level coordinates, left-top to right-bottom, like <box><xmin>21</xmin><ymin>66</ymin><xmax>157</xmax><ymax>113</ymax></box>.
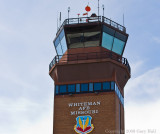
<box><xmin>49</xmin><ymin>51</ymin><xmax>131</xmax><ymax>74</ymax></box>
<box><xmin>56</xmin><ymin>16</ymin><xmax>126</xmax><ymax>36</ymax></box>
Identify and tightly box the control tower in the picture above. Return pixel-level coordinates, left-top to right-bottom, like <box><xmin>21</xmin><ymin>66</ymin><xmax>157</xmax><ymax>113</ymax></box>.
<box><xmin>49</xmin><ymin>14</ymin><xmax>131</xmax><ymax>134</ymax></box>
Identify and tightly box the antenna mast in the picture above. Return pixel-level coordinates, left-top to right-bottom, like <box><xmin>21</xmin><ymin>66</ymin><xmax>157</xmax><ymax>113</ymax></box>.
<box><xmin>102</xmin><ymin>4</ymin><xmax>104</xmax><ymax>16</ymax></box>
<box><xmin>57</xmin><ymin>17</ymin><xmax>58</xmax><ymax>31</ymax></box>
<box><xmin>123</xmin><ymin>14</ymin><xmax>125</xmax><ymax>26</ymax></box>
<box><xmin>98</xmin><ymin>0</ymin><xmax>100</xmax><ymax>16</ymax></box>
<box><xmin>68</xmin><ymin>7</ymin><xmax>70</xmax><ymax>24</ymax></box>
<box><xmin>59</xmin><ymin>12</ymin><xmax>61</xmax><ymax>26</ymax></box>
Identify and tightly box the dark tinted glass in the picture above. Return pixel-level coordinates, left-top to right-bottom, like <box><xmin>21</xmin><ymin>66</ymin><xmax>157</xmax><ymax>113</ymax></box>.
<box><xmin>115</xmin><ymin>31</ymin><xmax>127</xmax><ymax>42</ymax></box>
<box><xmin>81</xmin><ymin>83</ymin><xmax>88</xmax><ymax>92</ymax></box>
<box><xmin>84</xmin><ymin>31</ymin><xmax>100</xmax><ymax>47</ymax></box>
<box><xmin>68</xmin><ymin>84</ymin><xmax>75</xmax><ymax>93</ymax></box>
<box><xmin>67</xmin><ymin>33</ymin><xmax>84</xmax><ymax>48</ymax></box>
<box><xmin>94</xmin><ymin>83</ymin><xmax>101</xmax><ymax>91</ymax></box>
<box><xmin>59</xmin><ymin>85</ymin><xmax>67</xmax><ymax>93</ymax></box>
<box><xmin>103</xmin><ymin>25</ymin><xmax>115</xmax><ymax>36</ymax></box>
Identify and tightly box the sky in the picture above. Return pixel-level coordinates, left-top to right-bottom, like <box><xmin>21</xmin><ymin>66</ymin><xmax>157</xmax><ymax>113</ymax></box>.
<box><xmin>0</xmin><ymin>0</ymin><xmax>160</xmax><ymax>134</ymax></box>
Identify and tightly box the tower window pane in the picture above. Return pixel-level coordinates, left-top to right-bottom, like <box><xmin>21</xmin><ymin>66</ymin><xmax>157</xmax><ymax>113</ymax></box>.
<box><xmin>55</xmin><ymin>85</ymin><xmax>59</xmax><ymax>94</ymax></box>
<box><xmin>81</xmin><ymin>83</ymin><xmax>88</xmax><ymax>92</ymax></box>
<box><xmin>84</xmin><ymin>31</ymin><xmax>100</xmax><ymax>47</ymax></box>
<box><xmin>54</xmin><ymin>37</ymin><xmax>60</xmax><ymax>48</ymax></box>
<box><xmin>112</xmin><ymin>38</ymin><xmax>125</xmax><ymax>55</ymax></box>
<box><xmin>102</xmin><ymin>32</ymin><xmax>114</xmax><ymax>50</ymax></box>
<box><xmin>89</xmin><ymin>83</ymin><xmax>93</xmax><ymax>91</ymax></box>
<box><xmin>103</xmin><ymin>25</ymin><xmax>115</xmax><ymax>36</ymax></box>
<box><xmin>103</xmin><ymin>82</ymin><xmax>110</xmax><ymax>90</ymax></box>
<box><xmin>67</xmin><ymin>33</ymin><xmax>84</xmax><ymax>48</ymax></box>
<box><xmin>115</xmin><ymin>31</ymin><xmax>127</xmax><ymax>42</ymax></box>
<box><xmin>59</xmin><ymin>85</ymin><xmax>67</xmax><ymax>93</ymax></box>
<box><xmin>111</xmin><ymin>82</ymin><xmax>115</xmax><ymax>90</ymax></box>
<box><xmin>76</xmin><ymin>84</ymin><xmax>80</xmax><ymax>92</ymax></box>
<box><xmin>61</xmin><ymin>37</ymin><xmax>67</xmax><ymax>54</ymax></box>
<box><xmin>94</xmin><ymin>83</ymin><xmax>101</xmax><ymax>91</ymax></box>
<box><xmin>68</xmin><ymin>84</ymin><xmax>75</xmax><ymax>93</ymax></box>
<box><xmin>56</xmin><ymin>43</ymin><xmax>63</xmax><ymax>55</ymax></box>
<box><xmin>59</xmin><ymin>30</ymin><xmax>65</xmax><ymax>41</ymax></box>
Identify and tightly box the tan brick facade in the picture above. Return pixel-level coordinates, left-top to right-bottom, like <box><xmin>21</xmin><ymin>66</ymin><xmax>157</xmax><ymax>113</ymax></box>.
<box><xmin>53</xmin><ymin>92</ymin><xmax>124</xmax><ymax>134</ymax></box>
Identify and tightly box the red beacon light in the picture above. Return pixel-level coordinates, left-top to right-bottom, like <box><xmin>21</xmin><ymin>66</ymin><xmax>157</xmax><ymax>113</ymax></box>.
<box><xmin>85</xmin><ymin>5</ymin><xmax>91</xmax><ymax>12</ymax></box>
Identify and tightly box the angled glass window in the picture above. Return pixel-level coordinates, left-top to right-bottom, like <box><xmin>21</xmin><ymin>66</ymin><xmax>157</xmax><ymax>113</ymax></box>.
<box><xmin>81</xmin><ymin>83</ymin><xmax>88</xmax><ymax>92</ymax></box>
<box><xmin>68</xmin><ymin>84</ymin><xmax>75</xmax><ymax>93</ymax></box>
<box><xmin>103</xmin><ymin>82</ymin><xmax>110</xmax><ymax>90</ymax></box>
<box><xmin>76</xmin><ymin>84</ymin><xmax>80</xmax><ymax>93</ymax></box>
<box><xmin>103</xmin><ymin>25</ymin><xmax>115</xmax><ymax>36</ymax></box>
<box><xmin>120</xmin><ymin>94</ymin><xmax>122</xmax><ymax>102</ymax></box>
<box><xmin>102</xmin><ymin>32</ymin><xmax>114</xmax><ymax>51</ymax></box>
<box><xmin>84</xmin><ymin>31</ymin><xmax>100</xmax><ymax>47</ymax></box>
<box><xmin>115</xmin><ymin>31</ymin><xmax>127</xmax><ymax>42</ymax></box>
<box><xmin>59</xmin><ymin>30</ymin><xmax>65</xmax><ymax>41</ymax></box>
<box><xmin>59</xmin><ymin>85</ymin><xmax>67</xmax><ymax>93</ymax></box>
<box><xmin>54</xmin><ymin>29</ymin><xmax>67</xmax><ymax>55</ymax></box>
<box><xmin>121</xmin><ymin>97</ymin><xmax>124</xmax><ymax>106</ymax></box>
<box><xmin>112</xmin><ymin>38</ymin><xmax>125</xmax><ymax>55</ymax></box>
<box><xmin>67</xmin><ymin>33</ymin><xmax>84</xmax><ymax>48</ymax></box>
<box><xmin>61</xmin><ymin>37</ymin><xmax>67</xmax><ymax>54</ymax></box>
<box><xmin>89</xmin><ymin>83</ymin><xmax>93</xmax><ymax>91</ymax></box>
<box><xmin>115</xmin><ymin>84</ymin><xmax>118</xmax><ymax>95</ymax></box>
<box><xmin>56</xmin><ymin>43</ymin><xmax>63</xmax><ymax>55</ymax></box>
<box><xmin>55</xmin><ymin>85</ymin><xmax>59</xmax><ymax>95</ymax></box>
<box><xmin>94</xmin><ymin>83</ymin><xmax>101</xmax><ymax>91</ymax></box>
<box><xmin>54</xmin><ymin>37</ymin><xmax>60</xmax><ymax>48</ymax></box>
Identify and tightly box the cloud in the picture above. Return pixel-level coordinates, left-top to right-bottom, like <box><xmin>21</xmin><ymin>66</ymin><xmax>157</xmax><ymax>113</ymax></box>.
<box><xmin>125</xmin><ymin>67</ymin><xmax>160</xmax><ymax>132</ymax></box>
<box><xmin>16</xmin><ymin>112</ymin><xmax>53</xmax><ymax>134</ymax></box>
<box><xmin>125</xmin><ymin>67</ymin><xmax>160</xmax><ymax>103</ymax></box>
<box><xmin>126</xmin><ymin>100</ymin><xmax>160</xmax><ymax>132</ymax></box>
<box><xmin>129</xmin><ymin>60</ymin><xmax>145</xmax><ymax>77</ymax></box>
<box><xmin>152</xmin><ymin>37</ymin><xmax>160</xmax><ymax>44</ymax></box>
<box><xmin>0</xmin><ymin>97</ymin><xmax>53</xmax><ymax>134</ymax></box>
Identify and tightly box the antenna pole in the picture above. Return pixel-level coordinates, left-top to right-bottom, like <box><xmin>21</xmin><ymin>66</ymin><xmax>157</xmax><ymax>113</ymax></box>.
<box><xmin>57</xmin><ymin>17</ymin><xmax>58</xmax><ymax>31</ymax></box>
<box><xmin>68</xmin><ymin>7</ymin><xmax>70</xmax><ymax>24</ymax></box>
<box><xmin>98</xmin><ymin>0</ymin><xmax>100</xmax><ymax>16</ymax></box>
<box><xmin>59</xmin><ymin>12</ymin><xmax>61</xmax><ymax>26</ymax></box>
<box><xmin>123</xmin><ymin>14</ymin><xmax>124</xmax><ymax>26</ymax></box>
<box><xmin>102</xmin><ymin>4</ymin><xmax>104</xmax><ymax>16</ymax></box>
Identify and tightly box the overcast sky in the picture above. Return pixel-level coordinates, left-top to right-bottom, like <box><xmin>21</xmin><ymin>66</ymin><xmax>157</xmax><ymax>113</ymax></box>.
<box><xmin>0</xmin><ymin>0</ymin><xmax>160</xmax><ymax>134</ymax></box>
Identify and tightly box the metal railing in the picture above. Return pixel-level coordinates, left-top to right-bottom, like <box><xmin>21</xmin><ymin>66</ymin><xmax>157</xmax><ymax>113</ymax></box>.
<box><xmin>56</xmin><ymin>16</ymin><xmax>126</xmax><ymax>36</ymax></box>
<box><xmin>49</xmin><ymin>51</ymin><xmax>131</xmax><ymax>74</ymax></box>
